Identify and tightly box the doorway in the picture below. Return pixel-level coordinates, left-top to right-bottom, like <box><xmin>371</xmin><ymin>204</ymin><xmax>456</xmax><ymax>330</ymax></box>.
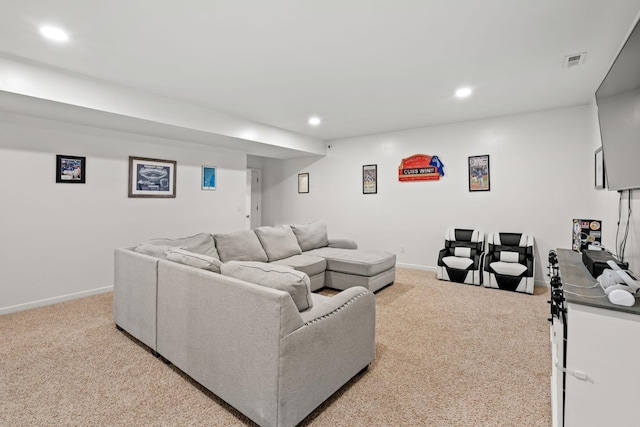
<box><xmin>246</xmin><ymin>168</ymin><xmax>262</xmax><ymax>229</ymax></box>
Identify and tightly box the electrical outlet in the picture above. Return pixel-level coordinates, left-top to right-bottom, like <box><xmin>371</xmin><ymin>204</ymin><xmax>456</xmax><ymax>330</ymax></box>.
<box><xmin>400</xmin><ymin>245</ymin><xmax>405</xmax><ymax>253</ymax></box>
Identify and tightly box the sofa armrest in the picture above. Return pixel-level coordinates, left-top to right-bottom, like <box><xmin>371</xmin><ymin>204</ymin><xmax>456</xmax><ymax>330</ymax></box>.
<box><xmin>278</xmin><ymin>286</ymin><xmax>375</xmax><ymax>426</ymax></box>
<box><xmin>327</xmin><ymin>238</ymin><xmax>358</xmax><ymax>249</ymax></box>
<box><xmin>301</xmin><ymin>286</ymin><xmax>371</xmax><ymax>323</ymax></box>
<box><xmin>113</xmin><ymin>248</ymin><xmax>159</xmax><ymax>351</ymax></box>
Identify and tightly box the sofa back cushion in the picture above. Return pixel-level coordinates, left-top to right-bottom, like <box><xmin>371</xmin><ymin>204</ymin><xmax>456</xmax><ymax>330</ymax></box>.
<box><xmin>221</xmin><ymin>261</ymin><xmax>313</xmax><ymax>311</ymax></box>
<box><xmin>254</xmin><ymin>225</ymin><xmax>303</xmax><ymax>262</ymax></box>
<box><xmin>165</xmin><ymin>248</ymin><xmax>222</xmax><ymax>273</ymax></box>
<box><xmin>142</xmin><ymin>233</ymin><xmax>219</xmax><ymax>259</ymax></box>
<box><xmin>290</xmin><ymin>220</ymin><xmax>329</xmax><ymax>252</ymax></box>
<box><xmin>214</xmin><ymin>230</ymin><xmax>268</xmax><ymax>263</ymax></box>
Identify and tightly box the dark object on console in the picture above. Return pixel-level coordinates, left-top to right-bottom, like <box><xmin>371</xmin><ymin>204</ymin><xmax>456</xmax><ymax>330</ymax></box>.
<box><xmin>437</xmin><ymin>228</ymin><xmax>485</xmax><ymax>285</ymax></box>
<box><xmin>581</xmin><ymin>249</ymin><xmax>628</xmax><ymax>278</ymax></box>
<box><xmin>484</xmin><ymin>232</ymin><xmax>535</xmax><ymax>294</ymax></box>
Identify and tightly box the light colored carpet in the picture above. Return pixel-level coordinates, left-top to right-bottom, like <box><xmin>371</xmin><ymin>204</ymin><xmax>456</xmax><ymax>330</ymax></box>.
<box><xmin>0</xmin><ymin>268</ymin><xmax>551</xmax><ymax>426</ymax></box>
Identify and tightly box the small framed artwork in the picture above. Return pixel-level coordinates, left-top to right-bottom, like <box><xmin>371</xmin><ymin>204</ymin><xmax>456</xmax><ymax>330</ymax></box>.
<box><xmin>298</xmin><ymin>173</ymin><xmax>309</xmax><ymax>194</ymax></box>
<box><xmin>468</xmin><ymin>155</ymin><xmax>490</xmax><ymax>192</ymax></box>
<box><xmin>202</xmin><ymin>166</ymin><xmax>217</xmax><ymax>190</ymax></box>
<box><xmin>363</xmin><ymin>164</ymin><xmax>377</xmax><ymax>194</ymax></box>
<box><xmin>594</xmin><ymin>147</ymin><xmax>605</xmax><ymax>190</ymax></box>
<box><xmin>128</xmin><ymin>156</ymin><xmax>176</xmax><ymax>198</ymax></box>
<box><xmin>56</xmin><ymin>155</ymin><xmax>86</xmax><ymax>184</ymax></box>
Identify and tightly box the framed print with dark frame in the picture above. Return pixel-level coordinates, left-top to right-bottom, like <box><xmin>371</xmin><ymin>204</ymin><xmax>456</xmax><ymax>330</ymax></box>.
<box><xmin>128</xmin><ymin>156</ymin><xmax>176</xmax><ymax>198</ymax></box>
<box><xmin>56</xmin><ymin>155</ymin><xmax>86</xmax><ymax>184</ymax></box>
<box><xmin>202</xmin><ymin>166</ymin><xmax>217</xmax><ymax>190</ymax></box>
<box><xmin>594</xmin><ymin>147</ymin><xmax>605</xmax><ymax>190</ymax></box>
<box><xmin>298</xmin><ymin>173</ymin><xmax>309</xmax><ymax>193</ymax></box>
<box><xmin>468</xmin><ymin>155</ymin><xmax>490</xmax><ymax>192</ymax></box>
<box><xmin>363</xmin><ymin>164</ymin><xmax>377</xmax><ymax>194</ymax></box>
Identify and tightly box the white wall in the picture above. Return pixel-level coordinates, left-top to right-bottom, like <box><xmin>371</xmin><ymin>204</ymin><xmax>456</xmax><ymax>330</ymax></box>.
<box><xmin>0</xmin><ymin>112</ymin><xmax>247</xmax><ymax>314</ymax></box>
<box><xmin>261</xmin><ymin>105</ymin><xmax>627</xmax><ymax>283</ymax></box>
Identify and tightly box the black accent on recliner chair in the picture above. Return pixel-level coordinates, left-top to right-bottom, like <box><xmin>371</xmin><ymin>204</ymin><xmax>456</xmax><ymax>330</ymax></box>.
<box><xmin>484</xmin><ymin>232</ymin><xmax>535</xmax><ymax>294</ymax></box>
<box><xmin>493</xmin><ymin>274</ymin><xmax>523</xmax><ymax>292</ymax></box>
<box><xmin>447</xmin><ymin>268</ymin><xmax>469</xmax><ymax>283</ymax></box>
<box><xmin>496</xmin><ymin>232</ymin><xmax>522</xmax><ymax>246</ymax></box>
<box><xmin>437</xmin><ymin>228</ymin><xmax>484</xmax><ymax>285</ymax></box>
<box><xmin>454</xmin><ymin>228</ymin><xmax>474</xmax><ymax>242</ymax></box>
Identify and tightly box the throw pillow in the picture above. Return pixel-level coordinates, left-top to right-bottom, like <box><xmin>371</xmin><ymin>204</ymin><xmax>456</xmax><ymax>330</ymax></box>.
<box><xmin>254</xmin><ymin>225</ymin><xmax>302</xmax><ymax>261</ymax></box>
<box><xmin>213</xmin><ymin>230</ymin><xmax>268</xmax><ymax>263</ymax></box>
<box><xmin>143</xmin><ymin>233</ymin><xmax>219</xmax><ymax>259</ymax></box>
<box><xmin>134</xmin><ymin>243</ymin><xmax>174</xmax><ymax>259</ymax></box>
<box><xmin>221</xmin><ymin>261</ymin><xmax>313</xmax><ymax>311</ymax></box>
<box><xmin>166</xmin><ymin>248</ymin><xmax>222</xmax><ymax>273</ymax></box>
<box><xmin>290</xmin><ymin>220</ymin><xmax>329</xmax><ymax>252</ymax></box>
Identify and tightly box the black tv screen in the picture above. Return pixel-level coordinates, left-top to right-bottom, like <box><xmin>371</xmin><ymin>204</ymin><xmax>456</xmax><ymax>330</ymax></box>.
<box><xmin>596</xmin><ymin>18</ymin><xmax>640</xmax><ymax>191</ymax></box>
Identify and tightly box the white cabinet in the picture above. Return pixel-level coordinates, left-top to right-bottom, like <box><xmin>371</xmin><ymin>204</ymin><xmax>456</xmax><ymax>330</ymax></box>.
<box><xmin>563</xmin><ymin>303</ymin><xmax>640</xmax><ymax>427</ymax></box>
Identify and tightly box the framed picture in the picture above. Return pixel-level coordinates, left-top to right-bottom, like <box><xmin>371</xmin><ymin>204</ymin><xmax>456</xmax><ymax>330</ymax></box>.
<box><xmin>468</xmin><ymin>155</ymin><xmax>490</xmax><ymax>191</ymax></box>
<box><xmin>56</xmin><ymin>155</ymin><xmax>86</xmax><ymax>184</ymax></box>
<box><xmin>594</xmin><ymin>147</ymin><xmax>605</xmax><ymax>190</ymax></box>
<box><xmin>202</xmin><ymin>166</ymin><xmax>217</xmax><ymax>190</ymax></box>
<box><xmin>128</xmin><ymin>156</ymin><xmax>176</xmax><ymax>198</ymax></box>
<box><xmin>298</xmin><ymin>173</ymin><xmax>309</xmax><ymax>193</ymax></box>
<box><xmin>363</xmin><ymin>164</ymin><xmax>377</xmax><ymax>194</ymax></box>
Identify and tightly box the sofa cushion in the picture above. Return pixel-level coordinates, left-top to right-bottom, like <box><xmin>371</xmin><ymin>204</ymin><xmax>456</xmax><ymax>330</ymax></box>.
<box><xmin>165</xmin><ymin>248</ymin><xmax>222</xmax><ymax>273</ymax></box>
<box><xmin>290</xmin><ymin>220</ymin><xmax>329</xmax><ymax>251</ymax></box>
<box><xmin>221</xmin><ymin>261</ymin><xmax>313</xmax><ymax>311</ymax></box>
<box><xmin>254</xmin><ymin>225</ymin><xmax>302</xmax><ymax>262</ymax></box>
<box><xmin>134</xmin><ymin>243</ymin><xmax>174</xmax><ymax>259</ymax></box>
<box><xmin>214</xmin><ymin>230</ymin><xmax>268</xmax><ymax>263</ymax></box>
<box><xmin>271</xmin><ymin>254</ymin><xmax>327</xmax><ymax>277</ymax></box>
<box><xmin>305</xmin><ymin>247</ymin><xmax>396</xmax><ymax>277</ymax></box>
<box><xmin>143</xmin><ymin>233</ymin><xmax>219</xmax><ymax>259</ymax></box>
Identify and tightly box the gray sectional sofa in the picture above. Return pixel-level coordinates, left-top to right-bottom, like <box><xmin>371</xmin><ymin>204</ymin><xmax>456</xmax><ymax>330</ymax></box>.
<box><xmin>113</xmin><ymin>220</ymin><xmax>395</xmax><ymax>427</ymax></box>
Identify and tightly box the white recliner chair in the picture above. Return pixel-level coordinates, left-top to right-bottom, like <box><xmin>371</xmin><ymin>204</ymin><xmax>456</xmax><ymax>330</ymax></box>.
<box><xmin>483</xmin><ymin>232</ymin><xmax>535</xmax><ymax>294</ymax></box>
<box><xmin>437</xmin><ymin>228</ymin><xmax>485</xmax><ymax>285</ymax></box>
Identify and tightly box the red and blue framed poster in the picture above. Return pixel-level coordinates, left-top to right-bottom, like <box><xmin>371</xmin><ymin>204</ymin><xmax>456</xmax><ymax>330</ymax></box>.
<box><xmin>398</xmin><ymin>154</ymin><xmax>444</xmax><ymax>182</ymax></box>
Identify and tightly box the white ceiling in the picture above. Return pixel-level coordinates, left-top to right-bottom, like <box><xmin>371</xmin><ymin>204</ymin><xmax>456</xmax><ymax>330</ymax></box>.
<box><xmin>1</xmin><ymin>0</ymin><xmax>640</xmax><ymax>142</ymax></box>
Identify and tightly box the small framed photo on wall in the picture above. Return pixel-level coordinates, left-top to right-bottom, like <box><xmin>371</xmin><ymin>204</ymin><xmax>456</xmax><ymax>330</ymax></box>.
<box><xmin>202</xmin><ymin>166</ymin><xmax>217</xmax><ymax>190</ymax></box>
<box><xmin>468</xmin><ymin>155</ymin><xmax>490</xmax><ymax>192</ymax></box>
<box><xmin>363</xmin><ymin>164</ymin><xmax>377</xmax><ymax>194</ymax></box>
<box><xmin>298</xmin><ymin>173</ymin><xmax>309</xmax><ymax>193</ymax></box>
<box><xmin>128</xmin><ymin>156</ymin><xmax>176</xmax><ymax>198</ymax></box>
<box><xmin>56</xmin><ymin>155</ymin><xmax>86</xmax><ymax>184</ymax></box>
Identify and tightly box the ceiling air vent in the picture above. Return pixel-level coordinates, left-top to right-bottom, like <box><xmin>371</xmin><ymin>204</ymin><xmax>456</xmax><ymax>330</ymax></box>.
<box><xmin>563</xmin><ymin>52</ymin><xmax>586</xmax><ymax>68</ymax></box>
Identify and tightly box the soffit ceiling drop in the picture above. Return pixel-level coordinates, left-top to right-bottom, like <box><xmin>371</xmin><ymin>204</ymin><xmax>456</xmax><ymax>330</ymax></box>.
<box><xmin>0</xmin><ymin>0</ymin><xmax>639</xmax><ymax>145</ymax></box>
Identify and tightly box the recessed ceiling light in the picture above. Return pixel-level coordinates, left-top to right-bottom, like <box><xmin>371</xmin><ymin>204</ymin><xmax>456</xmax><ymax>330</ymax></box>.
<box><xmin>40</xmin><ymin>26</ymin><xmax>69</xmax><ymax>42</ymax></box>
<box><xmin>308</xmin><ymin>116</ymin><xmax>321</xmax><ymax>126</ymax></box>
<box><xmin>455</xmin><ymin>87</ymin><xmax>473</xmax><ymax>98</ymax></box>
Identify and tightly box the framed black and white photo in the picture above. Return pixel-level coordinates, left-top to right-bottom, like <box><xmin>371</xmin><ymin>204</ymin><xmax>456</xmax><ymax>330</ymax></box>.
<box><xmin>128</xmin><ymin>156</ymin><xmax>176</xmax><ymax>198</ymax></box>
<box><xmin>298</xmin><ymin>173</ymin><xmax>309</xmax><ymax>194</ymax></box>
<box><xmin>56</xmin><ymin>155</ymin><xmax>86</xmax><ymax>184</ymax></box>
<box><xmin>468</xmin><ymin>155</ymin><xmax>490</xmax><ymax>192</ymax></box>
<box><xmin>202</xmin><ymin>166</ymin><xmax>217</xmax><ymax>190</ymax></box>
<box><xmin>363</xmin><ymin>164</ymin><xmax>377</xmax><ymax>194</ymax></box>
<box><xmin>595</xmin><ymin>147</ymin><xmax>605</xmax><ymax>190</ymax></box>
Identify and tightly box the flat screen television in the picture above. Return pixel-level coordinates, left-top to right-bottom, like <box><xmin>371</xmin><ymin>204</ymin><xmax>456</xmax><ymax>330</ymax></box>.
<box><xmin>595</xmin><ymin>18</ymin><xmax>640</xmax><ymax>191</ymax></box>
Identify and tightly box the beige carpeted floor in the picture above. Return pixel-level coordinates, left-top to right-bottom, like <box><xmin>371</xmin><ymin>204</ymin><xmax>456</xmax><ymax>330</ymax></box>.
<box><xmin>1</xmin><ymin>268</ymin><xmax>551</xmax><ymax>426</ymax></box>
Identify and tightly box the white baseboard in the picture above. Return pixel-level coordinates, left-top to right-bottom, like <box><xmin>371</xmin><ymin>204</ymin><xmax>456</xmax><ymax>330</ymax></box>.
<box><xmin>0</xmin><ymin>285</ymin><xmax>113</xmax><ymax>315</ymax></box>
<box><xmin>396</xmin><ymin>262</ymin><xmax>436</xmax><ymax>272</ymax></box>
